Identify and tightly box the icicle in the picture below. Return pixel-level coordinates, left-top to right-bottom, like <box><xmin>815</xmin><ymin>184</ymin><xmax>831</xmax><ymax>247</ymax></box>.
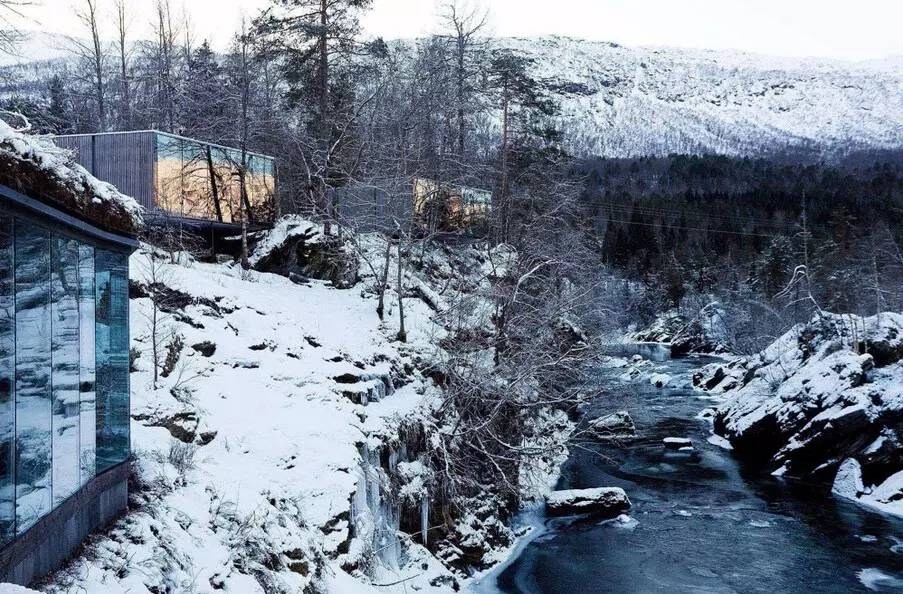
<box><xmin>420</xmin><ymin>494</ymin><xmax>430</xmax><ymax>547</ymax></box>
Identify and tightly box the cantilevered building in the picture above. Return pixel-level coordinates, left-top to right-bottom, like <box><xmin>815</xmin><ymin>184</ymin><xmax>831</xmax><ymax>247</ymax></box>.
<box><xmin>53</xmin><ymin>130</ymin><xmax>277</xmax><ymax>230</ymax></box>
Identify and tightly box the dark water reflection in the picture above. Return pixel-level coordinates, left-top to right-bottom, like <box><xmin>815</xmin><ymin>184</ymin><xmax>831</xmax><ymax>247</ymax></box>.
<box><xmin>487</xmin><ymin>358</ymin><xmax>903</xmax><ymax>594</ymax></box>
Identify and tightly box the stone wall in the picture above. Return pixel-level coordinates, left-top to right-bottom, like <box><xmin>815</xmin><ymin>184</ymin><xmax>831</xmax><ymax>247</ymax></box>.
<box><xmin>0</xmin><ymin>462</ymin><xmax>129</xmax><ymax>586</ymax></box>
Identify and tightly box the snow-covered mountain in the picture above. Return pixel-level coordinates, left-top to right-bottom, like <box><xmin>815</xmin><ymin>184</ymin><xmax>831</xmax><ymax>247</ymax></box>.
<box><xmin>499</xmin><ymin>36</ymin><xmax>903</xmax><ymax>157</ymax></box>
<box><xmin>3</xmin><ymin>31</ymin><xmax>902</xmax><ymax>158</ymax></box>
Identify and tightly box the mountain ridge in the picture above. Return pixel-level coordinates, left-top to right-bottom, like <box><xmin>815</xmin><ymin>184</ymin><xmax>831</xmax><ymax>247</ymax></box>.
<box><xmin>2</xmin><ymin>31</ymin><xmax>901</xmax><ymax>159</ymax></box>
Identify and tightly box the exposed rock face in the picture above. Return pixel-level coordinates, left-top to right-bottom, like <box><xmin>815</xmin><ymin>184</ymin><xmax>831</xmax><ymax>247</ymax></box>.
<box><xmin>249</xmin><ymin>217</ymin><xmax>358</xmax><ymax>288</ymax></box>
<box><xmin>588</xmin><ymin>411</ymin><xmax>637</xmax><ymax>441</ymax></box>
<box><xmin>697</xmin><ymin>313</ymin><xmax>903</xmax><ymax>517</ymax></box>
<box><xmin>546</xmin><ymin>487</ymin><xmax>631</xmax><ymax>518</ymax></box>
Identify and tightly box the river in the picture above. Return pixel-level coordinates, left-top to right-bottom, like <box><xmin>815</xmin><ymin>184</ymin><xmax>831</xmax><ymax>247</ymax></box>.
<box><xmin>475</xmin><ymin>357</ymin><xmax>903</xmax><ymax>593</ymax></box>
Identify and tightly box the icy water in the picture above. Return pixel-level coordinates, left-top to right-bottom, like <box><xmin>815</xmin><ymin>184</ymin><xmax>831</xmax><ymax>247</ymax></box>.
<box><xmin>479</xmin><ymin>357</ymin><xmax>903</xmax><ymax>594</ymax></box>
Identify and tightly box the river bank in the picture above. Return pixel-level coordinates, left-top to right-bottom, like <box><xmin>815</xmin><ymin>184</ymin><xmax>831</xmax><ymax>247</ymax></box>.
<box><xmin>475</xmin><ymin>356</ymin><xmax>903</xmax><ymax>593</ymax></box>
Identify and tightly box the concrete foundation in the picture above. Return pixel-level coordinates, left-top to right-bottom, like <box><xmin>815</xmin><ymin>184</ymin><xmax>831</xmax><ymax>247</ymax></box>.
<box><xmin>0</xmin><ymin>462</ymin><xmax>129</xmax><ymax>587</ymax></box>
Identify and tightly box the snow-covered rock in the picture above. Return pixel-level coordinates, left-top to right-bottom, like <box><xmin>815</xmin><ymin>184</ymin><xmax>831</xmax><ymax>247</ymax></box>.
<box><xmin>649</xmin><ymin>373</ymin><xmax>672</xmax><ymax>388</ymax></box>
<box><xmin>545</xmin><ymin>487</ymin><xmax>631</xmax><ymax>518</ymax></box>
<box><xmin>663</xmin><ymin>437</ymin><xmax>693</xmax><ymax>450</ymax></box>
<box><xmin>630</xmin><ymin>306</ymin><xmax>728</xmax><ymax>356</ymax></box>
<box><xmin>587</xmin><ymin>411</ymin><xmax>637</xmax><ymax>441</ymax></box>
<box><xmin>248</xmin><ymin>216</ymin><xmax>358</xmax><ymax>288</ymax></box>
<box><xmin>0</xmin><ymin>119</ymin><xmax>142</xmax><ymax>234</ymax></box>
<box><xmin>832</xmin><ymin>458</ymin><xmax>867</xmax><ymax>500</ymax></box>
<box><xmin>698</xmin><ymin>312</ymin><xmax>903</xmax><ymax>517</ymax></box>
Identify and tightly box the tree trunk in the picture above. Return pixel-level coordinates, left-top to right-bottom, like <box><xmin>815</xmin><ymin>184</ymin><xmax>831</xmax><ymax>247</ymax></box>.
<box><xmin>396</xmin><ymin>238</ymin><xmax>407</xmax><ymax>342</ymax></box>
<box><xmin>115</xmin><ymin>0</ymin><xmax>130</xmax><ymax>128</ymax></box>
<box><xmin>456</xmin><ymin>36</ymin><xmax>466</xmax><ymax>157</ymax></box>
<box><xmin>319</xmin><ymin>0</ymin><xmax>333</xmax><ymax>236</ymax></box>
<box><xmin>206</xmin><ymin>146</ymin><xmax>224</xmax><ymax>222</ymax></box>
<box><xmin>376</xmin><ymin>237</ymin><xmax>392</xmax><ymax>320</ymax></box>
<box><xmin>499</xmin><ymin>84</ymin><xmax>510</xmax><ymax>242</ymax></box>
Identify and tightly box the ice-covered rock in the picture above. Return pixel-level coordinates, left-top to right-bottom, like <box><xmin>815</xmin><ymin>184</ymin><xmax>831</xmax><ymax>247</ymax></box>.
<box><xmin>832</xmin><ymin>458</ymin><xmax>867</xmax><ymax>500</ymax></box>
<box><xmin>545</xmin><ymin>487</ymin><xmax>631</xmax><ymax>518</ymax></box>
<box><xmin>587</xmin><ymin>411</ymin><xmax>636</xmax><ymax>441</ymax></box>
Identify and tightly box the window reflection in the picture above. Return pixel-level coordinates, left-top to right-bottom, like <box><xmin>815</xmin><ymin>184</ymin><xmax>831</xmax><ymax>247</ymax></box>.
<box><xmin>155</xmin><ymin>134</ymin><xmax>276</xmax><ymax>223</ymax></box>
<box><xmin>0</xmin><ymin>216</ymin><xmax>14</xmax><ymax>543</ymax></box>
<box><xmin>78</xmin><ymin>245</ymin><xmax>96</xmax><ymax>484</ymax></box>
<box><xmin>0</xmin><ymin>214</ymin><xmax>129</xmax><ymax>538</ymax></box>
<box><xmin>15</xmin><ymin>222</ymin><xmax>52</xmax><ymax>534</ymax></box>
<box><xmin>51</xmin><ymin>238</ymin><xmax>81</xmax><ymax>504</ymax></box>
<box><xmin>95</xmin><ymin>250</ymin><xmax>129</xmax><ymax>472</ymax></box>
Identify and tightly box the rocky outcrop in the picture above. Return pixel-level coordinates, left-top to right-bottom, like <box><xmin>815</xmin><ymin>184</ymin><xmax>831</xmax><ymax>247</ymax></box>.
<box><xmin>631</xmin><ymin>304</ymin><xmax>727</xmax><ymax>356</ymax></box>
<box><xmin>545</xmin><ymin>487</ymin><xmax>631</xmax><ymax>518</ymax></box>
<box><xmin>587</xmin><ymin>411</ymin><xmax>636</xmax><ymax>441</ymax></box>
<box><xmin>697</xmin><ymin>313</ymin><xmax>903</xmax><ymax>517</ymax></box>
<box><xmin>249</xmin><ymin>217</ymin><xmax>358</xmax><ymax>288</ymax></box>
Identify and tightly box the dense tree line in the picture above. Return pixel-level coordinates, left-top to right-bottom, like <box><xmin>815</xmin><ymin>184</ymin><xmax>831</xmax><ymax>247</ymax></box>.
<box><xmin>582</xmin><ymin>154</ymin><xmax>903</xmax><ymax>346</ymax></box>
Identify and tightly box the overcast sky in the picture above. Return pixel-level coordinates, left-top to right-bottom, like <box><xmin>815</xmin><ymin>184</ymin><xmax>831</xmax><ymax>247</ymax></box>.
<box><xmin>11</xmin><ymin>0</ymin><xmax>903</xmax><ymax>61</ymax></box>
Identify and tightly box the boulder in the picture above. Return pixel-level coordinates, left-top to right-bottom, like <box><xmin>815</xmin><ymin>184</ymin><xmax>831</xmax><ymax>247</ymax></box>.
<box><xmin>649</xmin><ymin>373</ymin><xmax>672</xmax><ymax>388</ymax></box>
<box><xmin>588</xmin><ymin>411</ymin><xmax>636</xmax><ymax>441</ymax></box>
<box><xmin>546</xmin><ymin>487</ymin><xmax>631</xmax><ymax>518</ymax></box>
<box><xmin>250</xmin><ymin>217</ymin><xmax>359</xmax><ymax>288</ymax></box>
<box><xmin>191</xmin><ymin>341</ymin><xmax>217</xmax><ymax>357</ymax></box>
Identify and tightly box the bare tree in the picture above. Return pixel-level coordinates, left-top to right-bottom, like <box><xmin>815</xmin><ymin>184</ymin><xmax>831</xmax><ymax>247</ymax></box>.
<box><xmin>113</xmin><ymin>0</ymin><xmax>132</xmax><ymax>128</ymax></box>
<box><xmin>0</xmin><ymin>1</ymin><xmax>31</xmax><ymax>56</ymax></box>
<box><xmin>73</xmin><ymin>0</ymin><xmax>107</xmax><ymax>129</ymax></box>
<box><xmin>439</xmin><ymin>0</ymin><xmax>488</xmax><ymax>158</ymax></box>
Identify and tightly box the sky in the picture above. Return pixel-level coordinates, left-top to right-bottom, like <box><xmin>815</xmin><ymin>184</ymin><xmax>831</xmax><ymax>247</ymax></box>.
<box><xmin>9</xmin><ymin>0</ymin><xmax>903</xmax><ymax>61</ymax></box>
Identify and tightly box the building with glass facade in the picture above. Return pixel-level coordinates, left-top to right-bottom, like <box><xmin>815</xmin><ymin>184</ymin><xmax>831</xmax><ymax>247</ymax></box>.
<box><xmin>52</xmin><ymin>131</ymin><xmax>277</xmax><ymax>228</ymax></box>
<box><xmin>0</xmin><ymin>125</ymin><xmax>138</xmax><ymax>586</ymax></box>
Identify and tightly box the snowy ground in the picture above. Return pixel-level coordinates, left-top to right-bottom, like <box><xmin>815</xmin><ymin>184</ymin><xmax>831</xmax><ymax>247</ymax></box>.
<box><xmin>42</xmin><ymin>236</ymin><xmax>461</xmax><ymax>593</ymax></box>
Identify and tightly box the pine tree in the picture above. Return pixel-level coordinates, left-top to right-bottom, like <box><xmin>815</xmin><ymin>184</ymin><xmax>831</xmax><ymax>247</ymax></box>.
<box><xmin>255</xmin><ymin>0</ymin><xmax>373</xmax><ymax>230</ymax></box>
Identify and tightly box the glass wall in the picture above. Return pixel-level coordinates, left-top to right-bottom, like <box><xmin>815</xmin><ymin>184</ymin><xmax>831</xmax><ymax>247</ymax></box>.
<box><xmin>51</xmin><ymin>238</ymin><xmax>81</xmax><ymax>505</ymax></box>
<box><xmin>0</xmin><ymin>213</ymin><xmax>129</xmax><ymax>545</ymax></box>
<box><xmin>77</xmin><ymin>245</ymin><xmax>96</xmax><ymax>485</ymax></box>
<box><xmin>15</xmin><ymin>222</ymin><xmax>52</xmax><ymax>534</ymax></box>
<box><xmin>0</xmin><ymin>216</ymin><xmax>14</xmax><ymax>543</ymax></box>
<box><xmin>95</xmin><ymin>249</ymin><xmax>129</xmax><ymax>472</ymax></box>
<box><xmin>155</xmin><ymin>133</ymin><xmax>276</xmax><ymax>224</ymax></box>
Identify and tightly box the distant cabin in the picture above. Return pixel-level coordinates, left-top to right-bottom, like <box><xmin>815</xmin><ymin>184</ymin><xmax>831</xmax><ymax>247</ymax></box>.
<box><xmin>412</xmin><ymin>178</ymin><xmax>492</xmax><ymax>232</ymax></box>
<box><xmin>52</xmin><ymin>130</ymin><xmax>277</xmax><ymax>231</ymax></box>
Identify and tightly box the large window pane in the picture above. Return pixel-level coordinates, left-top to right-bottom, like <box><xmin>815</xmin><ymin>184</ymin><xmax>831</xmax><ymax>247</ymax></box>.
<box><xmin>95</xmin><ymin>249</ymin><xmax>129</xmax><ymax>472</ymax></box>
<box><xmin>0</xmin><ymin>217</ymin><xmax>14</xmax><ymax>543</ymax></box>
<box><xmin>14</xmin><ymin>222</ymin><xmax>52</xmax><ymax>533</ymax></box>
<box><xmin>51</xmin><ymin>237</ymin><xmax>80</xmax><ymax>505</ymax></box>
<box><xmin>78</xmin><ymin>245</ymin><xmax>96</xmax><ymax>484</ymax></box>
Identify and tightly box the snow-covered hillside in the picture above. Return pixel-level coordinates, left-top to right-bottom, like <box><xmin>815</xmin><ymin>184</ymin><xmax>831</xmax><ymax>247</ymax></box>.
<box><xmin>39</xmin><ymin>238</ymin><xmax>450</xmax><ymax>593</ymax></box>
<box><xmin>497</xmin><ymin>36</ymin><xmax>903</xmax><ymax>157</ymax></box>
<box><xmin>36</xmin><ymin>220</ymin><xmax>559</xmax><ymax>594</ymax></box>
